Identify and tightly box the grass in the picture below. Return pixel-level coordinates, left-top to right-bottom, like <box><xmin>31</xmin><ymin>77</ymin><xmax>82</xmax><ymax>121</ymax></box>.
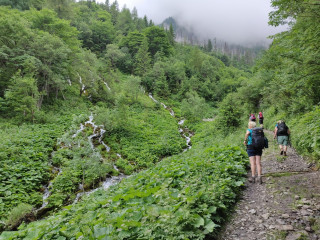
<box><xmin>266</xmin><ymin>231</ymin><xmax>288</xmax><ymax>240</ymax></box>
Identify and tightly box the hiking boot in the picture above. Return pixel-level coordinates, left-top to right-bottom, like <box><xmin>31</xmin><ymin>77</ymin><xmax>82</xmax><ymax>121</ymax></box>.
<box><xmin>280</xmin><ymin>151</ymin><xmax>283</xmax><ymax>155</ymax></box>
<box><xmin>257</xmin><ymin>176</ymin><xmax>262</xmax><ymax>184</ymax></box>
<box><xmin>284</xmin><ymin>151</ymin><xmax>287</xmax><ymax>156</ymax></box>
<box><xmin>249</xmin><ymin>176</ymin><xmax>255</xmax><ymax>183</ymax></box>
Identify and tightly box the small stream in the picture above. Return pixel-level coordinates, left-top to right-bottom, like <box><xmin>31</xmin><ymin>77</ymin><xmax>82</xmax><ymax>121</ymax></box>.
<box><xmin>149</xmin><ymin>94</ymin><xmax>193</xmax><ymax>151</ymax></box>
<box><xmin>78</xmin><ymin>73</ymin><xmax>85</xmax><ymax>93</ymax></box>
<box><xmin>103</xmin><ymin>81</ymin><xmax>111</xmax><ymax>91</ymax></box>
<box><xmin>83</xmin><ymin>113</ymin><xmax>111</xmax><ymax>152</ymax></box>
<box><xmin>36</xmin><ymin>113</ymin><xmax>121</xmax><ymax>210</ymax></box>
<box><xmin>37</xmin><ymin>92</ymin><xmax>193</xmax><ymax>210</ymax></box>
<box><xmin>35</xmin><ymin>167</ymin><xmax>62</xmax><ymax>215</ymax></box>
<box><xmin>73</xmin><ymin>172</ymin><xmax>126</xmax><ymax>204</ymax></box>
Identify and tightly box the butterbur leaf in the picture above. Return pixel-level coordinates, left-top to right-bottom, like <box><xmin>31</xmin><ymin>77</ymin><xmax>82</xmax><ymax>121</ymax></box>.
<box><xmin>204</xmin><ymin>220</ymin><xmax>217</xmax><ymax>232</ymax></box>
<box><xmin>56</xmin><ymin>237</ymin><xmax>66</xmax><ymax>240</ymax></box>
<box><xmin>94</xmin><ymin>226</ymin><xmax>108</xmax><ymax>239</ymax></box>
<box><xmin>235</xmin><ymin>181</ymin><xmax>243</xmax><ymax>186</ymax></box>
<box><xmin>193</xmin><ymin>215</ymin><xmax>204</xmax><ymax>228</ymax></box>
<box><xmin>208</xmin><ymin>206</ymin><xmax>217</xmax><ymax>214</ymax></box>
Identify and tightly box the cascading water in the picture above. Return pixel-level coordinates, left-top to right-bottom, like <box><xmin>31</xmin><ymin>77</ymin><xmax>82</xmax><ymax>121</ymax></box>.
<box><xmin>148</xmin><ymin>93</ymin><xmax>175</xmax><ymax>117</ymax></box>
<box><xmin>103</xmin><ymin>81</ymin><xmax>111</xmax><ymax>91</ymax></box>
<box><xmin>78</xmin><ymin>73</ymin><xmax>85</xmax><ymax>92</ymax></box>
<box><xmin>178</xmin><ymin>119</ymin><xmax>193</xmax><ymax>151</ymax></box>
<box><xmin>149</xmin><ymin>94</ymin><xmax>193</xmax><ymax>151</ymax></box>
<box><xmin>38</xmin><ymin>113</ymin><xmax>120</xmax><ymax>209</ymax></box>
<box><xmin>70</xmin><ymin>114</ymin><xmax>127</xmax><ymax>204</ymax></box>
<box><xmin>99</xmin><ymin>129</ymin><xmax>110</xmax><ymax>152</ymax></box>
<box><xmin>73</xmin><ymin>113</ymin><xmax>111</xmax><ymax>152</ymax></box>
<box><xmin>73</xmin><ymin>173</ymin><xmax>126</xmax><ymax>204</ymax></box>
<box><xmin>72</xmin><ymin>123</ymin><xmax>84</xmax><ymax>138</ymax></box>
<box><xmin>35</xmin><ymin>167</ymin><xmax>62</xmax><ymax>214</ymax></box>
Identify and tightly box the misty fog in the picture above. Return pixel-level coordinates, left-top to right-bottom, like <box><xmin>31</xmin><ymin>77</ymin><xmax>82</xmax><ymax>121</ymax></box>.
<box><xmin>98</xmin><ymin>0</ymin><xmax>287</xmax><ymax>46</ymax></box>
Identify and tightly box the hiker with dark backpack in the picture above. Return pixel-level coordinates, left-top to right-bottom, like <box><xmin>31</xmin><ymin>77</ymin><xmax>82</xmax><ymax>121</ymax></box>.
<box><xmin>249</xmin><ymin>113</ymin><xmax>256</xmax><ymax>122</ymax></box>
<box><xmin>274</xmin><ymin>120</ymin><xmax>290</xmax><ymax>156</ymax></box>
<box><xmin>258</xmin><ymin>112</ymin><xmax>264</xmax><ymax>127</ymax></box>
<box><xmin>244</xmin><ymin>121</ymin><xmax>265</xmax><ymax>184</ymax></box>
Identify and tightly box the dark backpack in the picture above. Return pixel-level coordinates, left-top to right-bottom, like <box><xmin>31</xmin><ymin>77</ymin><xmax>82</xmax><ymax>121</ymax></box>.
<box><xmin>251</xmin><ymin>127</ymin><xmax>265</xmax><ymax>149</ymax></box>
<box><xmin>264</xmin><ymin>137</ymin><xmax>268</xmax><ymax>148</ymax></box>
<box><xmin>277</xmin><ymin>122</ymin><xmax>288</xmax><ymax>135</ymax></box>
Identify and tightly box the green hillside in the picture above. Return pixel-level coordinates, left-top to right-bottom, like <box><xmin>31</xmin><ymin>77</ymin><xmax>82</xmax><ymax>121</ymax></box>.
<box><xmin>0</xmin><ymin>0</ymin><xmax>319</xmax><ymax>239</ymax></box>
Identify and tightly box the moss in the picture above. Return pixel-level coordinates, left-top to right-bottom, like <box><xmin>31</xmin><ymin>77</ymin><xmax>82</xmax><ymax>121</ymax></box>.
<box><xmin>5</xmin><ymin>203</ymin><xmax>33</xmax><ymax>229</ymax></box>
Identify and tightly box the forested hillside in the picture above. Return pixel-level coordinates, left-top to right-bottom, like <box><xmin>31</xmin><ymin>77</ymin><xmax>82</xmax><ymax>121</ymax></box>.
<box><xmin>0</xmin><ymin>0</ymin><xmax>319</xmax><ymax>239</ymax></box>
<box><xmin>161</xmin><ymin>17</ymin><xmax>265</xmax><ymax>69</ymax></box>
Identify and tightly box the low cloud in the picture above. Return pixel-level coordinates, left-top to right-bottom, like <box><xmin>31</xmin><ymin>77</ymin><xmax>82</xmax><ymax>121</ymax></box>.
<box><xmin>104</xmin><ymin>0</ymin><xmax>287</xmax><ymax>45</ymax></box>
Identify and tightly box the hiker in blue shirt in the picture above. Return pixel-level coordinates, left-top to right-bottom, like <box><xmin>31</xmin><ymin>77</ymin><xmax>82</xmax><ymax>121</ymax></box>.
<box><xmin>244</xmin><ymin>121</ymin><xmax>263</xmax><ymax>184</ymax></box>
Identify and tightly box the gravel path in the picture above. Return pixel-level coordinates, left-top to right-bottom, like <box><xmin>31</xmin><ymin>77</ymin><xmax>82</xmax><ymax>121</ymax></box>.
<box><xmin>216</xmin><ymin>131</ymin><xmax>320</xmax><ymax>240</ymax></box>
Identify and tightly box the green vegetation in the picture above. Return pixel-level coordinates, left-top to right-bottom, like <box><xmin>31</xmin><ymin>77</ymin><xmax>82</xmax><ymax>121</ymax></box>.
<box><xmin>1</xmin><ymin>146</ymin><xmax>248</xmax><ymax>239</ymax></box>
<box><xmin>0</xmin><ymin>122</ymin><xmax>67</xmax><ymax>217</ymax></box>
<box><xmin>0</xmin><ymin>0</ymin><xmax>319</xmax><ymax>238</ymax></box>
<box><xmin>4</xmin><ymin>203</ymin><xmax>33</xmax><ymax>230</ymax></box>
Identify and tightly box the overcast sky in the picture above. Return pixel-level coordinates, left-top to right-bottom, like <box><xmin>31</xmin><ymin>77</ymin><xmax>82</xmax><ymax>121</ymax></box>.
<box><xmin>98</xmin><ymin>0</ymin><xmax>287</xmax><ymax>45</ymax></box>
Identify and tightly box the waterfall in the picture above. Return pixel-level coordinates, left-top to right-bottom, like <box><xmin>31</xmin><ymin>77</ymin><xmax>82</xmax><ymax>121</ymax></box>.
<box><xmin>149</xmin><ymin>94</ymin><xmax>192</xmax><ymax>151</ymax></box>
<box><xmin>72</xmin><ymin>123</ymin><xmax>84</xmax><ymax>138</ymax></box>
<box><xmin>35</xmin><ymin>167</ymin><xmax>62</xmax><ymax>213</ymax></box>
<box><xmin>73</xmin><ymin>174</ymin><xmax>126</xmax><ymax>204</ymax></box>
<box><xmin>103</xmin><ymin>81</ymin><xmax>111</xmax><ymax>91</ymax></box>
<box><xmin>78</xmin><ymin>73</ymin><xmax>85</xmax><ymax>92</ymax></box>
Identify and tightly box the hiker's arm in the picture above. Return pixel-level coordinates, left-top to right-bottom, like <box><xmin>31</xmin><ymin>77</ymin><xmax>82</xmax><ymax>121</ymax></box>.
<box><xmin>274</xmin><ymin>127</ymin><xmax>277</xmax><ymax>139</ymax></box>
<box><xmin>287</xmin><ymin>129</ymin><xmax>290</xmax><ymax>135</ymax></box>
<box><xmin>244</xmin><ymin>130</ymin><xmax>250</xmax><ymax>146</ymax></box>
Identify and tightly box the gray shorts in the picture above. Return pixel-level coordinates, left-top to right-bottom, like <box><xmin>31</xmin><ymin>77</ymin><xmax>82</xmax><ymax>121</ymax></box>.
<box><xmin>277</xmin><ymin>136</ymin><xmax>289</xmax><ymax>146</ymax></box>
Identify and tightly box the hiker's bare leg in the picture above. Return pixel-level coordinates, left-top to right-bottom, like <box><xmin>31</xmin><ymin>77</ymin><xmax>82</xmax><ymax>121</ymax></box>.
<box><xmin>255</xmin><ymin>156</ymin><xmax>262</xmax><ymax>176</ymax></box>
<box><xmin>283</xmin><ymin>145</ymin><xmax>287</xmax><ymax>152</ymax></box>
<box><xmin>279</xmin><ymin>144</ymin><xmax>283</xmax><ymax>151</ymax></box>
<box><xmin>249</xmin><ymin>156</ymin><xmax>256</xmax><ymax>177</ymax></box>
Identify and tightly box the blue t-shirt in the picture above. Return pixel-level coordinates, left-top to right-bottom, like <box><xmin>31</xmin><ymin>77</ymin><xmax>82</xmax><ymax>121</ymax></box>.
<box><xmin>247</xmin><ymin>129</ymin><xmax>253</xmax><ymax>145</ymax></box>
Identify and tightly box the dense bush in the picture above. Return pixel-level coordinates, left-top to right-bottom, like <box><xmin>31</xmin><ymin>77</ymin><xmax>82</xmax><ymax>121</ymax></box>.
<box><xmin>0</xmin><ymin>123</ymin><xmax>65</xmax><ymax>218</ymax></box>
<box><xmin>1</xmin><ymin>146</ymin><xmax>247</xmax><ymax>239</ymax></box>
<box><xmin>290</xmin><ymin>107</ymin><xmax>320</xmax><ymax>162</ymax></box>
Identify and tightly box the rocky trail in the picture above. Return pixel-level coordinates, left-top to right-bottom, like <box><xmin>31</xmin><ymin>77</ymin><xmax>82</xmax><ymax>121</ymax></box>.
<box><xmin>217</xmin><ymin>131</ymin><xmax>320</xmax><ymax>240</ymax></box>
